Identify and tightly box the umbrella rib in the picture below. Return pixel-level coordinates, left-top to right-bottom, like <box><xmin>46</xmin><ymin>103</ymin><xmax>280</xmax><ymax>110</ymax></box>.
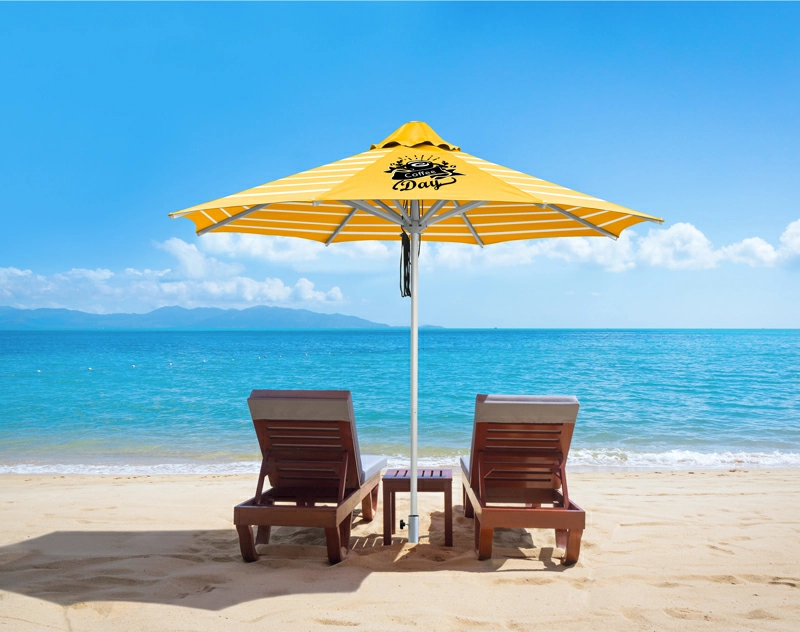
<box><xmin>422</xmin><ymin>200</ymin><xmax>448</xmax><ymax>223</ymax></box>
<box><xmin>196</xmin><ymin>204</ymin><xmax>269</xmax><ymax>236</ymax></box>
<box><xmin>461</xmin><ymin>213</ymin><xmax>485</xmax><ymax>247</ymax></box>
<box><xmin>374</xmin><ymin>199</ymin><xmax>403</xmax><ymax>220</ymax></box>
<box><xmin>423</xmin><ymin>200</ymin><xmax>486</xmax><ymax>229</ymax></box>
<box><xmin>544</xmin><ymin>204</ymin><xmax>618</xmax><ymax>240</ymax></box>
<box><xmin>325</xmin><ymin>208</ymin><xmax>358</xmax><ymax>246</ymax></box>
<box><xmin>343</xmin><ymin>200</ymin><xmax>406</xmax><ymax>227</ymax></box>
<box><xmin>392</xmin><ymin>200</ymin><xmax>410</xmax><ymax>221</ymax></box>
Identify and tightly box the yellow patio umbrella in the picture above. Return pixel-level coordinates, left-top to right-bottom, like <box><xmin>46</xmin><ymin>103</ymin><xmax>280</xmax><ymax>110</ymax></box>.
<box><xmin>170</xmin><ymin>121</ymin><xmax>663</xmax><ymax>542</ymax></box>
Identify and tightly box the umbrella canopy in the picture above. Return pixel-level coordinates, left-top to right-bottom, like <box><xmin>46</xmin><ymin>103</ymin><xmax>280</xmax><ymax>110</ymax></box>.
<box><xmin>170</xmin><ymin>121</ymin><xmax>661</xmax><ymax>244</ymax></box>
<box><xmin>171</xmin><ymin>122</ymin><xmax>663</xmax><ymax>545</ymax></box>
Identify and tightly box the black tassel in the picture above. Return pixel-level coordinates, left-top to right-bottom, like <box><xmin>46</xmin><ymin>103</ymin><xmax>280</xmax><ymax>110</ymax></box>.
<box><xmin>400</xmin><ymin>231</ymin><xmax>411</xmax><ymax>297</ymax></box>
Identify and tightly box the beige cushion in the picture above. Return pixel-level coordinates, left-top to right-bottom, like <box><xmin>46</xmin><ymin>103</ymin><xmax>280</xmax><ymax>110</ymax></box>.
<box><xmin>248</xmin><ymin>389</ymin><xmax>354</xmax><ymax>422</ymax></box>
<box><xmin>475</xmin><ymin>394</ymin><xmax>579</xmax><ymax>424</ymax></box>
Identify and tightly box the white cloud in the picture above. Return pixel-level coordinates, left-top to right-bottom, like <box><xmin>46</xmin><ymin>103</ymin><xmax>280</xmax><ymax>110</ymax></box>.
<box><xmin>56</xmin><ymin>268</ymin><xmax>115</xmax><ymax>281</ymax></box>
<box><xmin>422</xmin><ymin>232</ymin><xmax>637</xmax><ymax>272</ymax></box>
<box><xmin>420</xmin><ymin>233</ymin><xmax>635</xmax><ymax>272</ymax></box>
<box><xmin>637</xmin><ymin>222</ymin><xmax>722</xmax><ymax>270</ymax></box>
<box><xmin>156</xmin><ymin>237</ymin><xmax>243</xmax><ymax>278</ymax></box>
<box><xmin>200</xmin><ymin>234</ymin><xmax>324</xmax><ymax>264</ymax></box>
<box><xmin>423</xmin><ymin>218</ymin><xmax>800</xmax><ymax>272</ymax></box>
<box><xmin>720</xmin><ymin>237</ymin><xmax>778</xmax><ymax>267</ymax></box>
<box><xmin>0</xmin><ymin>239</ymin><xmax>343</xmax><ymax>313</ymax></box>
<box><xmin>198</xmin><ymin>233</ymin><xmax>393</xmax><ymax>271</ymax></box>
<box><xmin>778</xmin><ymin>219</ymin><xmax>800</xmax><ymax>258</ymax></box>
<box><xmin>4</xmin><ymin>218</ymin><xmax>799</xmax><ymax>314</ymax></box>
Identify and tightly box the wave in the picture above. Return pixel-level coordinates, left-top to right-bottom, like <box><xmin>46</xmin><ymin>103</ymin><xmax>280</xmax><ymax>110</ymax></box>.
<box><xmin>2</xmin><ymin>449</ymin><xmax>800</xmax><ymax>475</ymax></box>
<box><xmin>0</xmin><ymin>461</ymin><xmax>264</xmax><ymax>476</ymax></box>
<box><xmin>568</xmin><ymin>449</ymin><xmax>800</xmax><ymax>470</ymax></box>
<box><xmin>388</xmin><ymin>450</ymin><xmax>800</xmax><ymax>470</ymax></box>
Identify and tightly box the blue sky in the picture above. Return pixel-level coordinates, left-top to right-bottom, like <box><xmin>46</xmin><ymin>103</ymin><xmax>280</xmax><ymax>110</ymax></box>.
<box><xmin>1</xmin><ymin>2</ymin><xmax>799</xmax><ymax>327</ymax></box>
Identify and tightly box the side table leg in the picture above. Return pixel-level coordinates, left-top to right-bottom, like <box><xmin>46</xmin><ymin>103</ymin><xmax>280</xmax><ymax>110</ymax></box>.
<box><xmin>391</xmin><ymin>490</ymin><xmax>396</xmax><ymax>534</ymax></box>
<box><xmin>383</xmin><ymin>484</ymin><xmax>391</xmax><ymax>545</ymax></box>
<box><xmin>444</xmin><ymin>482</ymin><xmax>453</xmax><ymax>547</ymax></box>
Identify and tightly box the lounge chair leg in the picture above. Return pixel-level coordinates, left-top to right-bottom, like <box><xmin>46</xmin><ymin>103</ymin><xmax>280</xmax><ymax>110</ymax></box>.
<box><xmin>362</xmin><ymin>485</ymin><xmax>376</xmax><ymax>521</ymax></box>
<box><xmin>339</xmin><ymin>512</ymin><xmax>353</xmax><ymax>552</ymax></box>
<box><xmin>555</xmin><ymin>529</ymin><xmax>567</xmax><ymax>550</ymax></box>
<box><xmin>371</xmin><ymin>485</ymin><xmax>379</xmax><ymax>511</ymax></box>
<box><xmin>474</xmin><ymin>516</ymin><xmax>493</xmax><ymax>559</ymax></box>
<box><xmin>236</xmin><ymin>525</ymin><xmax>259</xmax><ymax>563</ymax></box>
<box><xmin>325</xmin><ymin>527</ymin><xmax>343</xmax><ymax>564</ymax></box>
<box><xmin>256</xmin><ymin>525</ymin><xmax>271</xmax><ymax>545</ymax></box>
<box><xmin>564</xmin><ymin>529</ymin><xmax>583</xmax><ymax>566</ymax></box>
<box><xmin>464</xmin><ymin>485</ymin><xmax>474</xmax><ymax>519</ymax></box>
<box><xmin>476</xmin><ymin>522</ymin><xmax>493</xmax><ymax>561</ymax></box>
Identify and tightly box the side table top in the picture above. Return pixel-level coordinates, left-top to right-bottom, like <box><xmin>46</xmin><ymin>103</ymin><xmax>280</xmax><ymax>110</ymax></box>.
<box><xmin>384</xmin><ymin>468</ymin><xmax>452</xmax><ymax>480</ymax></box>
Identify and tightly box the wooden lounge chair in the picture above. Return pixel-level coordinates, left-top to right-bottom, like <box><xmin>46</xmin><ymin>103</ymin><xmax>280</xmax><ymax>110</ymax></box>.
<box><xmin>234</xmin><ymin>390</ymin><xmax>388</xmax><ymax>564</ymax></box>
<box><xmin>461</xmin><ymin>394</ymin><xmax>586</xmax><ymax>564</ymax></box>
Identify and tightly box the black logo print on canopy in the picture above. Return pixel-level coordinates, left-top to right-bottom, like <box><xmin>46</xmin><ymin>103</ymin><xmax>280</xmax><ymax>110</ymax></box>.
<box><xmin>384</xmin><ymin>156</ymin><xmax>464</xmax><ymax>192</ymax></box>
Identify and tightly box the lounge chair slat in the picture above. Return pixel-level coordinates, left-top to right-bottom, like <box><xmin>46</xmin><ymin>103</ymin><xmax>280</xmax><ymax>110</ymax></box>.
<box><xmin>486</xmin><ymin>437</ymin><xmax>561</xmax><ymax>443</ymax></box>
<box><xmin>485</xmin><ymin>479</ymin><xmax>556</xmax><ymax>487</ymax></box>
<box><xmin>267</xmin><ymin>430</ymin><xmax>342</xmax><ymax>436</ymax></box>
<box><xmin>270</xmin><ymin>440</ymin><xmax>346</xmax><ymax>448</ymax></box>
<box><xmin>259</xmin><ymin>420</ymin><xmax>347</xmax><ymax>429</ymax></box>
<box><xmin>482</xmin><ymin>423</ymin><xmax>566</xmax><ymax>431</ymax></box>
<box><xmin>486</xmin><ymin>429</ymin><xmax>564</xmax><ymax>435</ymax></box>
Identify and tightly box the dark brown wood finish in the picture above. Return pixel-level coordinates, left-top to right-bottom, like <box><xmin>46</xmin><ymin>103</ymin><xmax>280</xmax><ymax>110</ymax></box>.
<box><xmin>234</xmin><ymin>414</ymin><xmax>380</xmax><ymax>565</ymax></box>
<box><xmin>464</xmin><ymin>418</ymin><xmax>585</xmax><ymax>565</ymax></box>
<box><xmin>382</xmin><ymin>469</ymin><xmax>453</xmax><ymax>547</ymax></box>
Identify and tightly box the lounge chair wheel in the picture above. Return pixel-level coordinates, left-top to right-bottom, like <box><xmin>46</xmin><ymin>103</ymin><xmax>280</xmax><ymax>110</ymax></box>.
<box><xmin>237</xmin><ymin>525</ymin><xmax>260</xmax><ymax>562</ymax></box>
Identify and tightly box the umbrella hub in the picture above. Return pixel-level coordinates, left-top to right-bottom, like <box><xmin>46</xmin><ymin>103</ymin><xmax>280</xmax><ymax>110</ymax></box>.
<box><xmin>370</xmin><ymin>121</ymin><xmax>460</xmax><ymax>152</ymax></box>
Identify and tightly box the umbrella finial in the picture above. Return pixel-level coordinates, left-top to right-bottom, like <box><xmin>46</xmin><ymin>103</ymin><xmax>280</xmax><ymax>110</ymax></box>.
<box><xmin>371</xmin><ymin>121</ymin><xmax>460</xmax><ymax>152</ymax></box>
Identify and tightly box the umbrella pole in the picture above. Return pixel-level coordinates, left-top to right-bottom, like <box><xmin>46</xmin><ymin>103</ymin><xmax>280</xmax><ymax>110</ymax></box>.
<box><xmin>408</xmin><ymin>210</ymin><xmax>420</xmax><ymax>544</ymax></box>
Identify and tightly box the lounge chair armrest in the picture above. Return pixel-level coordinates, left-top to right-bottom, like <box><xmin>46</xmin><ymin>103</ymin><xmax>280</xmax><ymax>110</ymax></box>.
<box><xmin>360</xmin><ymin>455</ymin><xmax>388</xmax><ymax>484</ymax></box>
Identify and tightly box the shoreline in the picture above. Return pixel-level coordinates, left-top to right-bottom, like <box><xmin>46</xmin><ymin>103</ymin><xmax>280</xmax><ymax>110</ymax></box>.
<box><xmin>3</xmin><ymin>447</ymin><xmax>800</xmax><ymax>476</ymax></box>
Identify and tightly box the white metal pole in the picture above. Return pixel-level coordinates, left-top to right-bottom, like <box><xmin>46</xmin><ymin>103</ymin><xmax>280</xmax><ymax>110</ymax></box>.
<box><xmin>408</xmin><ymin>201</ymin><xmax>420</xmax><ymax>544</ymax></box>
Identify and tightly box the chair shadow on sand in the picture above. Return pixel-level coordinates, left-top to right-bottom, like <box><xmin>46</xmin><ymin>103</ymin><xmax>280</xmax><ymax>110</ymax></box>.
<box><xmin>0</xmin><ymin>506</ymin><xmax>571</xmax><ymax>611</ymax></box>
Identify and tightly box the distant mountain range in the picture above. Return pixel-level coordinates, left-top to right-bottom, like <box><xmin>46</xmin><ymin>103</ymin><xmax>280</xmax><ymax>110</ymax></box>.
<box><xmin>0</xmin><ymin>306</ymin><xmax>393</xmax><ymax>330</ymax></box>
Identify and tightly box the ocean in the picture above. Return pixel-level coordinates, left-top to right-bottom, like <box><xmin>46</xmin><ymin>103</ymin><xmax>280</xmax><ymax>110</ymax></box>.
<box><xmin>1</xmin><ymin>329</ymin><xmax>799</xmax><ymax>474</ymax></box>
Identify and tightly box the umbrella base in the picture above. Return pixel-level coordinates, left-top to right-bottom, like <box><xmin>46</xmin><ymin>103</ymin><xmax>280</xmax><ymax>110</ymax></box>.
<box><xmin>407</xmin><ymin>514</ymin><xmax>420</xmax><ymax>543</ymax></box>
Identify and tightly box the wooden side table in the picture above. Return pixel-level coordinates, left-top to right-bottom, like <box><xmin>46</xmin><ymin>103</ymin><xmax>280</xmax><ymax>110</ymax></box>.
<box><xmin>382</xmin><ymin>468</ymin><xmax>453</xmax><ymax>546</ymax></box>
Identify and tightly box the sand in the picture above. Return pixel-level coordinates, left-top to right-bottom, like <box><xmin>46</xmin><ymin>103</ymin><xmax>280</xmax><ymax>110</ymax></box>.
<box><xmin>0</xmin><ymin>470</ymin><xmax>798</xmax><ymax>631</ymax></box>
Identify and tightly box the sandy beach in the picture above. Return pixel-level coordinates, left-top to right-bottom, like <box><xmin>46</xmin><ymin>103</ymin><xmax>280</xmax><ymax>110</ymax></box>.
<box><xmin>0</xmin><ymin>470</ymin><xmax>797</xmax><ymax>631</ymax></box>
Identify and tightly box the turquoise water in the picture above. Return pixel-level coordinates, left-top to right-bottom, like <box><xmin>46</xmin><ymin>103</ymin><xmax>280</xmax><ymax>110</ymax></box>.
<box><xmin>1</xmin><ymin>330</ymin><xmax>799</xmax><ymax>473</ymax></box>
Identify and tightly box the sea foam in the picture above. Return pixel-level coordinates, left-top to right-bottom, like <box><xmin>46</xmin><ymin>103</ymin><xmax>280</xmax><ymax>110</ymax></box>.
<box><xmin>2</xmin><ymin>450</ymin><xmax>800</xmax><ymax>475</ymax></box>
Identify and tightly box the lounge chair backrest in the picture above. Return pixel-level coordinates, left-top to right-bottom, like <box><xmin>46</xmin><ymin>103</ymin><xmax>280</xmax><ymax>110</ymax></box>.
<box><xmin>469</xmin><ymin>394</ymin><xmax>580</xmax><ymax>501</ymax></box>
<box><xmin>248</xmin><ymin>390</ymin><xmax>364</xmax><ymax>493</ymax></box>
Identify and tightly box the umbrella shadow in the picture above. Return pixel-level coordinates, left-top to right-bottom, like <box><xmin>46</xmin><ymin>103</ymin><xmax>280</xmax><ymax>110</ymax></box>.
<box><xmin>0</xmin><ymin>507</ymin><xmax>571</xmax><ymax>611</ymax></box>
